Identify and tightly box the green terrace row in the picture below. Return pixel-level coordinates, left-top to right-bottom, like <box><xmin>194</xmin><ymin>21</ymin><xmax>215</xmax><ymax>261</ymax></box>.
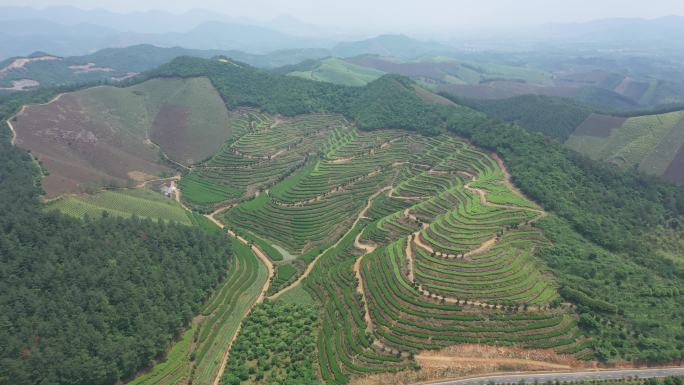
<box><xmin>303</xmin><ymin>225</ymin><xmax>410</xmax><ymax>385</ymax></box>
<box><xmin>181</xmin><ymin>114</ymin><xmax>351</xmax><ymax>208</ymax></box>
<box><xmin>361</xmin><ymin>240</ymin><xmax>580</xmax><ymax>353</ymax></box>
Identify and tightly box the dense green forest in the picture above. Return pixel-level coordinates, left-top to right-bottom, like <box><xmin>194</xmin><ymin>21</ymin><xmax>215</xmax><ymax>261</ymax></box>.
<box><xmin>0</xmin><ymin>91</ymin><xmax>235</xmax><ymax>385</ymax></box>
<box><xmin>441</xmin><ymin>93</ymin><xmax>684</xmax><ymax>361</ymax></box>
<box><xmin>220</xmin><ymin>301</ymin><xmax>318</xmax><ymax>385</ymax></box>
<box><xmin>149</xmin><ymin>56</ymin><xmax>481</xmax><ymax>134</ymax></box>
<box><xmin>453</xmin><ymin>94</ymin><xmax>595</xmax><ymax>140</ymax></box>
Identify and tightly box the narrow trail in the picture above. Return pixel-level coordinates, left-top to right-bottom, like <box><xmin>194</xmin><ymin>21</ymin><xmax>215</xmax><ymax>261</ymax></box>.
<box><xmin>6</xmin><ymin>119</ymin><xmax>17</xmax><ymax>146</ymax></box>
<box><xmin>6</xmin><ymin>93</ymin><xmax>65</xmax><ymax>146</ymax></box>
<box><xmin>168</xmin><ymin>183</ymin><xmax>274</xmax><ymax>385</ymax></box>
<box><xmin>405</xmin><ymin>235</ymin><xmax>416</xmax><ymax>282</ymax></box>
<box><xmin>271</xmin><ymin>186</ymin><xmax>392</xmax><ymax>300</ymax></box>
<box><xmin>353</xmin><ymin>232</ymin><xmax>376</xmax><ymax>333</ymax></box>
<box><xmin>392</xmin><ymin>156</ymin><xmax>550</xmax><ymax>312</ymax></box>
<box><xmin>204</xmin><ymin>208</ymin><xmax>275</xmax><ymax>294</ymax></box>
<box><xmin>204</xmin><ymin>210</ymin><xmax>273</xmax><ymax>385</ymax></box>
<box><xmin>136</xmin><ymin>175</ymin><xmax>180</xmax><ymax>189</ymax></box>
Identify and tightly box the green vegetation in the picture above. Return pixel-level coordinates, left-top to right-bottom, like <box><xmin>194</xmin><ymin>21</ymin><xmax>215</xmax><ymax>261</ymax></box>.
<box><xmin>125</xmin><ymin>241</ymin><xmax>267</xmax><ymax>385</ymax></box>
<box><xmin>289</xmin><ymin>57</ymin><xmax>385</xmax><ymax>86</ymax></box>
<box><xmin>0</xmin><ymin>121</ymin><xmax>235</xmax><ymax>385</ymax></box>
<box><xmin>220</xmin><ymin>300</ymin><xmax>318</xmax><ymax>385</ymax></box>
<box><xmin>565</xmin><ymin>110</ymin><xmax>684</xmax><ymax>178</ymax></box>
<box><xmin>46</xmin><ymin>188</ymin><xmax>192</xmax><ymax>224</ymax></box>
<box><xmin>442</xmin><ymin>92</ymin><xmax>684</xmax><ymax>362</ymax></box>
<box><xmin>77</xmin><ymin>76</ymin><xmax>235</xmax><ymax>165</ymax></box>
<box><xmin>457</xmin><ymin>94</ymin><xmax>595</xmax><ymax>140</ymax></box>
<box><xmin>150</xmin><ymin>56</ymin><xmax>480</xmax><ymax>133</ymax></box>
<box><xmin>5</xmin><ymin>54</ymin><xmax>684</xmax><ymax>385</ymax></box>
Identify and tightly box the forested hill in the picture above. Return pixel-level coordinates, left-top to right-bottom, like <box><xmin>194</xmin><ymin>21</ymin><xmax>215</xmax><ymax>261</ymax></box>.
<box><xmin>147</xmin><ymin>56</ymin><xmax>485</xmax><ymax>134</ymax></box>
<box><xmin>453</xmin><ymin>94</ymin><xmax>596</xmax><ymax>140</ymax></box>
<box><xmin>0</xmin><ymin>93</ymin><xmax>235</xmax><ymax>385</ymax></box>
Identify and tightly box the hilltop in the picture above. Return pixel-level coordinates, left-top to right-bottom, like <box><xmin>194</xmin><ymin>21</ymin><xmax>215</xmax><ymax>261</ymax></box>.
<box><xmin>2</xmin><ymin>55</ymin><xmax>684</xmax><ymax>385</ymax></box>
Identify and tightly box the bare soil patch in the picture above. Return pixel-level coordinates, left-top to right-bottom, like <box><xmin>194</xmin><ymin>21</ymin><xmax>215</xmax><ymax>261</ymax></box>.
<box><xmin>68</xmin><ymin>63</ymin><xmax>114</xmax><ymax>74</ymax></box>
<box><xmin>0</xmin><ymin>79</ymin><xmax>40</xmax><ymax>91</ymax></box>
<box><xmin>349</xmin><ymin>344</ymin><xmax>587</xmax><ymax>385</ymax></box>
<box><xmin>12</xmin><ymin>93</ymin><xmax>170</xmax><ymax>197</ymax></box>
<box><xmin>0</xmin><ymin>55</ymin><xmax>60</xmax><ymax>77</ymax></box>
<box><xmin>573</xmin><ymin>113</ymin><xmax>627</xmax><ymax>138</ymax></box>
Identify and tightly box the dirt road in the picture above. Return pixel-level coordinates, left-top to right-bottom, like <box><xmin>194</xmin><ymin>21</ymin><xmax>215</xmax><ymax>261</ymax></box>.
<box><xmin>271</xmin><ymin>186</ymin><xmax>391</xmax><ymax>300</ymax></box>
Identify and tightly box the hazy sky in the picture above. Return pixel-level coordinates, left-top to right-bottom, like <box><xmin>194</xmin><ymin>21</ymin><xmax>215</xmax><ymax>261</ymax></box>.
<box><xmin>5</xmin><ymin>0</ymin><xmax>684</xmax><ymax>31</ymax></box>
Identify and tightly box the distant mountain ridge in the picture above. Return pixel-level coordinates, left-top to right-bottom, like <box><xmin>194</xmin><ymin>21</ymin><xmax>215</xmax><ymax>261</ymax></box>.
<box><xmin>0</xmin><ymin>44</ymin><xmax>330</xmax><ymax>92</ymax></box>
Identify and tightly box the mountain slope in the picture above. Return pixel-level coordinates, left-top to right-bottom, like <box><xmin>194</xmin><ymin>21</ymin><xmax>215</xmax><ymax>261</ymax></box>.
<box><xmin>287</xmin><ymin>57</ymin><xmax>385</xmax><ymax>86</ymax></box>
<box><xmin>332</xmin><ymin>34</ymin><xmax>453</xmax><ymax>59</ymax></box>
<box><xmin>565</xmin><ymin>109</ymin><xmax>684</xmax><ymax>183</ymax></box>
<box><xmin>0</xmin><ymin>44</ymin><xmax>330</xmax><ymax>92</ymax></box>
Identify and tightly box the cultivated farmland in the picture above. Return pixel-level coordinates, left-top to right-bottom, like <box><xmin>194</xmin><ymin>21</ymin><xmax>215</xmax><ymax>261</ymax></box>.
<box><xmin>565</xmin><ymin>110</ymin><xmax>684</xmax><ymax>183</ymax></box>
<box><xmin>46</xmin><ymin>188</ymin><xmax>193</xmax><ymax>224</ymax></box>
<box><xmin>178</xmin><ymin>111</ymin><xmax>593</xmax><ymax>385</ymax></box>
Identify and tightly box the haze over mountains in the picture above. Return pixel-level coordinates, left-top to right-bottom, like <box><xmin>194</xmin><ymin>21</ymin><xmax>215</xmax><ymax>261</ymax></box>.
<box><xmin>2</xmin><ymin>6</ymin><xmax>684</xmax><ymax>60</ymax></box>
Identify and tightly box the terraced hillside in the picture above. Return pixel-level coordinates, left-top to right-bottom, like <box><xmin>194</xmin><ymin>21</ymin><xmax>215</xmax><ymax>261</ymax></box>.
<box><xmin>181</xmin><ymin>112</ymin><xmax>592</xmax><ymax>385</ymax></box>
<box><xmin>565</xmin><ymin>110</ymin><xmax>684</xmax><ymax>184</ymax></box>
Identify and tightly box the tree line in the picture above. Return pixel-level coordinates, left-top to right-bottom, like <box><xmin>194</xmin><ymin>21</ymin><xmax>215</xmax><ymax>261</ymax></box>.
<box><xmin>0</xmin><ymin>90</ymin><xmax>235</xmax><ymax>385</ymax></box>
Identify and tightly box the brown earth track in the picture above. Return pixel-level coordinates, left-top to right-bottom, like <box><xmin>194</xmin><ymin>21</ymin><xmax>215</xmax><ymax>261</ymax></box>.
<box><xmin>202</xmin><ymin>206</ymin><xmax>273</xmax><ymax>385</ymax></box>
<box><xmin>271</xmin><ymin>185</ymin><xmax>392</xmax><ymax>300</ymax></box>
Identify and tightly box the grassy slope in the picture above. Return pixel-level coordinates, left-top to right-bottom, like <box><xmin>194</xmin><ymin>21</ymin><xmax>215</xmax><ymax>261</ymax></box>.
<box><xmin>565</xmin><ymin>110</ymin><xmax>684</xmax><ymax>173</ymax></box>
<box><xmin>46</xmin><ymin>189</ymin><xmax>193</xmax><ymax>225</ymax></box>
<box><xmin>288</xmin><ymin>58</ymin><xmax>385</xmax><ymax>86</ymax></box>
<box><xmin>77</xmin><ymin>77</ymin><xmax>234</xmax><ymax>166</ymax></box>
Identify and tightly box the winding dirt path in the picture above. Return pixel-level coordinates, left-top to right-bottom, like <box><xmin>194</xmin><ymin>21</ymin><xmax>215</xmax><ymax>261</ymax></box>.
<box><xmin>353</xmin><ymin>232</ymin><xmax>376</xmax><ymax>332</ymax></box>
<box><xmin>6</xmin><ymin>93</ymin><xmax>66</xmax><ymax>146</ymax></box>
<box><xmin>271</xmin><ymin>186</ymin><xmax>391</xmax><ymax>300</ymax></box>
<box><xmin>165</xmin><ymin>186</ymin><xmax>273</xmax><ymax>385</ymax></box>
<box><xmin>6</xmin><ymin>118</ymin><xmax>18</xmax><ymax>146</ymax></box>
<box><xmin>204</xmin><ymin>208</ymin><xmax>273</xmax><ymax>385</ymax></box>
<box><xmin>394</xmin><ymin>155</ymin><xmax>549</xmax><ymax>312</ymax></box>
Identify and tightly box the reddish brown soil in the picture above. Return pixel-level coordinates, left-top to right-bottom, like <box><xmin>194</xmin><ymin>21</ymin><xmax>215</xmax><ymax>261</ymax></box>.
<box><xmin>573</xmin><ymin>113</ymin><xmax>627</xmax><ymax>138</ymax></box>
<box><xmin>12</xmin><ymin>93</ymin><xmax>170</xmax><ymax>197</ymax></box>
<box><xmin>349</xmin><ymin>344</ymin><xmax>589</xmax><ymax>385</ymax></box>
<box><xmin>150</xmin><ymin>103</ymin><xmax>192</xmax><ymax>164</ymax></box>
